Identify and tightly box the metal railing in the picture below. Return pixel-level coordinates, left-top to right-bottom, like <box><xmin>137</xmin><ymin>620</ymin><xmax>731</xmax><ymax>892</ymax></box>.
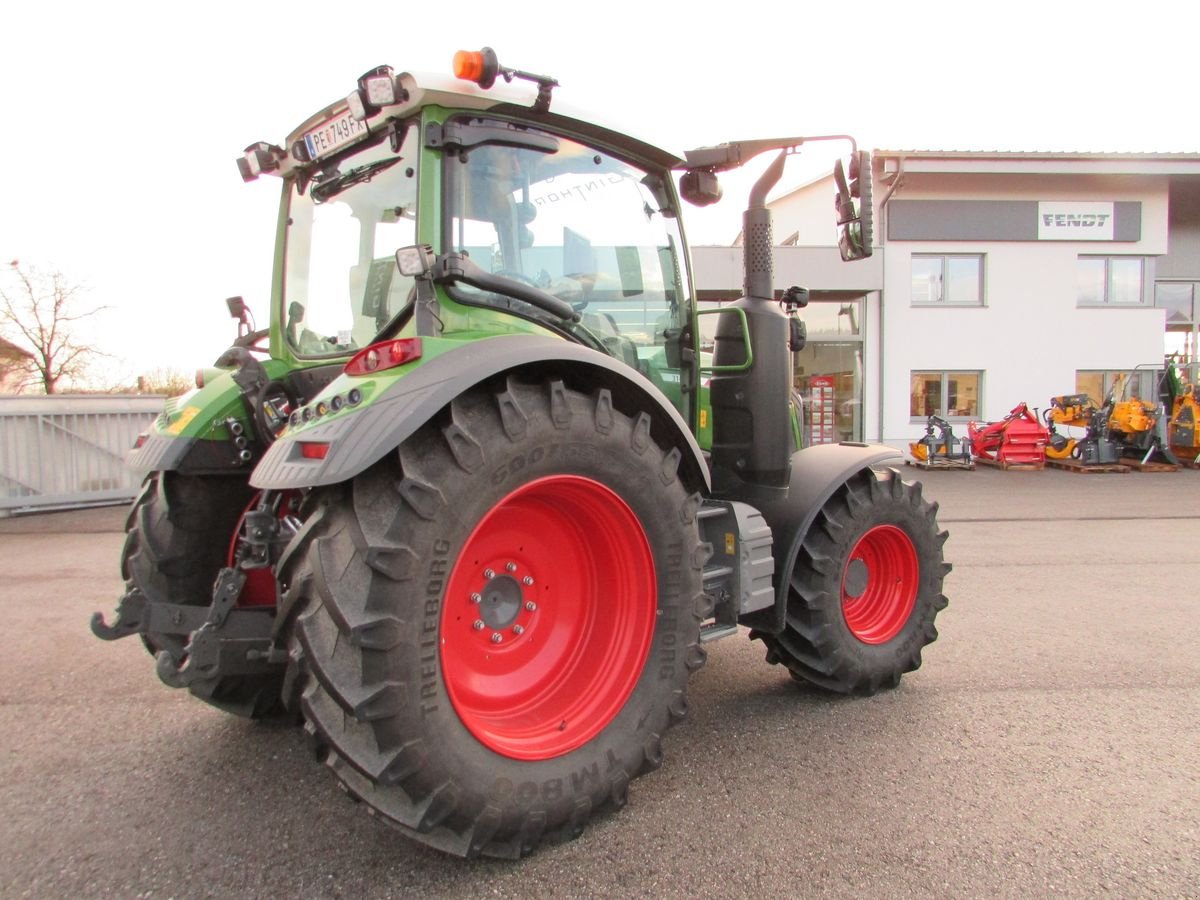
<box><xmin>0</xmin><ymin>395</ymin><xmax>165</xmax><ymax>514</ymax></box>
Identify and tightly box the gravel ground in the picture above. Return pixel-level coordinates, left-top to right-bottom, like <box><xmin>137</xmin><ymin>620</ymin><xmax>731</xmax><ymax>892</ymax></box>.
<box><xmin>0</xmin><ymin>465</ymin><xmax>1197</xmax><ymax>898</ymax></box>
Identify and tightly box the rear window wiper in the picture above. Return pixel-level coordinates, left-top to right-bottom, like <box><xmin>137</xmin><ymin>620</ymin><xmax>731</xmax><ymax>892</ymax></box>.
<box><xmin>311</xmin><ymin>157</ymin><xmax>402</xmax><ymax>203</ymax></box>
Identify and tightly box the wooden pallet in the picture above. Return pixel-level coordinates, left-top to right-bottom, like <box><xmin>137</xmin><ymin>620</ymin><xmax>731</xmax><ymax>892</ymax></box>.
<box><xmin>1170</xmin><ymin>450</ymin><xmax>1200</xmax><ymax>469</ymax></box>
<box><xmin>905</xmin><ymin>458</ymin><xmax>975</xmax><ymax>471</ymax></box>
<box><xmin>1122</xmin><ymin>459</ymin><xmax>1180</xmax><ymax>473</ymax></box>
<box><xmin>1045</xmin><ymin>458</ymin><xmax>1129</xmax><ymax>474</ymax></box>
<box><xmin>973</xmin><ymin>455</ymin><xmax>1044</xmax><ymax>471</ymax></box>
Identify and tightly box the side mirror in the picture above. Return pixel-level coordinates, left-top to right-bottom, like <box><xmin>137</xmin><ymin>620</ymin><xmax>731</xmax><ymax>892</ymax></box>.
<box><xmin>679</xmin><ymin>170</ymin><xmax>723</xmax><ymax>207</ymax></box>
<box><xmin>226</xmin><ymin>295</ymin><xmax>248</xmax><ymax>321</ymax></box>
<box><xmin>226</xmin><ymin>295</ymin><xmax>250</xmax><ymax>338</ymax></box>
<box><xmin>833</xmin><ymin>151</ymin><xmax>873</xmax><ymax>261</ymax></box>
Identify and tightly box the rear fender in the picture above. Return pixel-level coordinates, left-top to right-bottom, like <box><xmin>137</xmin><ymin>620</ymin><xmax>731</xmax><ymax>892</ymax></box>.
<box><xmin>250</xmin><ymin>335</ymin><xmax>711</xmax><ymax>493</ymax></box>
<box><xmin>733</xmin><ymin>442</ymin><xmax>903</xmax><ymax>634</ymax></box>
<box><xmin>126</xmin><ymin>372</ymin><xmax>255</xmax><ymax>475</ymax></box>
<box><xmin>126</xmin><ymin>359</ymin><xmax>305</xmax><ymax>476</ymax></box>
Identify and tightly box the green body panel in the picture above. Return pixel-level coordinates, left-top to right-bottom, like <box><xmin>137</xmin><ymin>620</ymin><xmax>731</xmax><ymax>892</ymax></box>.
<box><xmin>697</xmin><ymin>381</ymin><xmax>713</xmax><ymax>450</ymax></box>
<box><xmin>148</xmin><ymin>359</ymin><xmax>289</xmax><ymax>441</ymax></box>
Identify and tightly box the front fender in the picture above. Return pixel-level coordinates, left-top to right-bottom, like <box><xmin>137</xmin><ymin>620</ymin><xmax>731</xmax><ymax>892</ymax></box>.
<box><xmin>730</xmin><ymin>442</ymin><xmax>904</xmax><ymax>633</ymax></box>
<box><xmin>250</xmin><ymin>335</ymin><xmax>711</xmax><ymax>492</ymax></box>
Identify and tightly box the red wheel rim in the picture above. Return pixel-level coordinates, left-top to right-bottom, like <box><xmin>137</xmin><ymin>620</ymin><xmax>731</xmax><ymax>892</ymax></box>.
<box><xmin>841</xmin><ymin>525</ymin><xmax>918</xmax><ymax>644</ymax></box>
<box><xmin>441</xmin><ymin>475</ymin><xmax>656</xmax><ymax>761</ymax></box>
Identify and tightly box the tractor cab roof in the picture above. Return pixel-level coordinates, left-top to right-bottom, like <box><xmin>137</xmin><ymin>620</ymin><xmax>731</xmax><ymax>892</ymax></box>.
<box><xmin>238</xmin><ymin>61</ymin><xmax>682</xmax><ymax>184</ymax></box>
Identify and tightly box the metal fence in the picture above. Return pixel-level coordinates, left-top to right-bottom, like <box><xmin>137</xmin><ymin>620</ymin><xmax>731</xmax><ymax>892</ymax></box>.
<box><xmin>0</xmin><ymin>395</ymin><xmax>165</xmax><ymax>514</ymax></box>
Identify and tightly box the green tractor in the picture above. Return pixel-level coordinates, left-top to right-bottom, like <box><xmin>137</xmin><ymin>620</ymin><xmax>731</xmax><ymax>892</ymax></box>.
<box><xmin>93</xmin><ymin>48</ymin><xmax>949</xmax><ymax>858</ymax></box>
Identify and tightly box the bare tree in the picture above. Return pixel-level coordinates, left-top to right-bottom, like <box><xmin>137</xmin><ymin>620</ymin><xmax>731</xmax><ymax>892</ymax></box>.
<box><xmin>133</xmin><ymin>367</ymin><xmax>194</xmax><ymax>396</ymax></box>
<box><xmin>0</xmin><ymin>260</ymin><xmax>108</xmax><ymax>394</ymax></box>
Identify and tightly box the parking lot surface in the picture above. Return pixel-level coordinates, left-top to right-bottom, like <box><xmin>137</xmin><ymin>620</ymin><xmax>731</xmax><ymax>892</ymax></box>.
<box><xmin>1</xmin><ymin>465</ymin><xmax>1197</xmax><ymax>898</ymax></box>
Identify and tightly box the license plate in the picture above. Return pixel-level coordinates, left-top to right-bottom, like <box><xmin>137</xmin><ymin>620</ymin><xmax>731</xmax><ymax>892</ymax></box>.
<box><xmin>303</xmin><ymin>111</ymin><xmax>368</xmax><ymax>160</ymax></box>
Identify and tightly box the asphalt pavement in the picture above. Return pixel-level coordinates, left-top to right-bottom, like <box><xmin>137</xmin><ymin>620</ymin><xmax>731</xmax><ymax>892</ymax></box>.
<box><xmin>0</xmin><ymin>464</ymin><xmax>1197</xmax><ymax>898</ymax></box>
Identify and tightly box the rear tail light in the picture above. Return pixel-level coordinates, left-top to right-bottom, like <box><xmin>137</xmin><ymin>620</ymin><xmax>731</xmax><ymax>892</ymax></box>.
<box><xmin>344</xmin><ymin>338</ymin><xmax>422</xmax><ymax>376</ymax></box>
<box><xmin>299</xmin><ymin>442</ymin><xmax>330</xmax><ymax>460</ymax></box>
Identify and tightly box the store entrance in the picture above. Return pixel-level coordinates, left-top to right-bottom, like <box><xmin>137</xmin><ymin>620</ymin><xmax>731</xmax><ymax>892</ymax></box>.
<box><xmin>794</xmin><ymin>341</ymin><xmax>864</xmax><ymax>445</ymax></box>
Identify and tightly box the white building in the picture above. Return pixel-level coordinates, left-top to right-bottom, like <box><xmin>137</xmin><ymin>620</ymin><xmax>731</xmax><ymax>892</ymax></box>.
<box><xmin>691</xmin><ymin>151</ymin><xmax>1200</xmax><ymax>450</ymax></box>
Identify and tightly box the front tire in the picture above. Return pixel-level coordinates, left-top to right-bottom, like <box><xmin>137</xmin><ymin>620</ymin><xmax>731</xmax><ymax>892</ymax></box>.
<box><xmin>757</xmin><ymin>468</ymin><xmax>949</xmax><ymax>695</ymax></box>
<box><xmin>121</xmin><ymin>472</ymin><xmax>286</xmax><ymax>717</ymax></box>
<box><xmin>279</xmin><ymin>377</ymin><xmax>707</xmax><ymax>857</ymax></box>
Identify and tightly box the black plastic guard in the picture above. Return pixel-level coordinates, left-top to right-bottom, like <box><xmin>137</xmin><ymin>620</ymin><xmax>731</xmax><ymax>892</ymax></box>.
<box><xmin>731</xmin><ymin>442</ymin><xmax>903</xmax><ymax>634</ymax></box>
<box><xmin>250</xmin><ymin>335</ymin><xmax>710</xmax><ymax>492</ymax></box>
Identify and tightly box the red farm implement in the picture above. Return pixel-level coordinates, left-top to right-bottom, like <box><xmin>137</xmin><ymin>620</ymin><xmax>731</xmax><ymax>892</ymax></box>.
<box><xmin>968</xmin><ymin>403</ymin><xmax>1048</xmax><ymax>469</ymax></box>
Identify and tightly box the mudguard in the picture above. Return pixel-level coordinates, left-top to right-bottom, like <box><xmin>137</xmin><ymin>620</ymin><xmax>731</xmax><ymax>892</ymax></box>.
<box><xmin>731</xmin><ymin>442</ymin><xmax>903</xmax><ymax>634</ymax></box>
<box><xmin>250</xmin><ymin>335</ymin><xmax>711</xmax><ymax>492</ymax></box>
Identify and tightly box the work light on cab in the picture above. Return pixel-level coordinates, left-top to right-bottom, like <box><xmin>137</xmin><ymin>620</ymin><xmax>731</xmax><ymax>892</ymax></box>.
<box><xmin>236</xmin><ymin>141</ymin><xmax>285</xmax><ymax>182</ymax></box>
<box><xmin>346</xmin><ymin>65</ymin><xmax>408</xmax><ymax>122</ymax></box>
<box><xmin>344</xmin><ymin>338</ymin><xmax>423</xmax><ymax>376</ymax></box>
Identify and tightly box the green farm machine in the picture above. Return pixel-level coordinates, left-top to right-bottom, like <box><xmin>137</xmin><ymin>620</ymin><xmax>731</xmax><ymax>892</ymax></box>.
<box><xmin>93</xmin><ymin>49</ymin><xmax>949</xmax><ymax>857</ymax></box>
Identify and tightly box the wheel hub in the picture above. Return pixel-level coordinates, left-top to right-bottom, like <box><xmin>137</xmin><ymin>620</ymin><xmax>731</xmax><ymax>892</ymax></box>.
<box><xmin>843</xmin><ymin>558</ymin><xmax>869</xmax><ymax>599</ymax></box>
<box><xmin>478</xmin><ymin>573</ymin><xmax>523</xmax><ymax>630</ymax></box>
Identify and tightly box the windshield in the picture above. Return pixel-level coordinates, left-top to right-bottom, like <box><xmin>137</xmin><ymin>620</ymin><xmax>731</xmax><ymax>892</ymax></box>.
<box><xmin>283</xmin><ymin>123</ymin><xmax>419</xmax><ymax>356</ymax></box>
<box><xmin>445</xmin><ymin>120</ymin><xmax>692</xmax><ymax>391</ymax></box>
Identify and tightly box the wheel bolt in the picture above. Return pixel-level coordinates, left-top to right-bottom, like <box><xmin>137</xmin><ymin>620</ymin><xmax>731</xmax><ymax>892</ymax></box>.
<box><xmin>490</xmin><ymin>632</ymin><xmax>503</xmax><ymax>644</ymax></box>
<box><xmin>472</xmin><ymin>619</ymin><xmax>485</xmax><ymax>631</ymax></box>
<box><xmin>470</xmin><ymin>592</ymin><xmax>482</xmax><ymax>604</ymax></box>
<box><xmin>522</xmin><ymin>576</ymin><xmax>534</xmax><ymax>586</ymax></box>
<box><xmin>506</xmin><ymin>562</ymin><xmax>517</xmax><ymax>573</ymax></box>
<box><xmin>525</xmin><ymin>601</ymin><xmax>537</xmax><ymax>612</ymax></box>
<box><xmin>483</xmin><ymin>568</ymin><xmax>495</xmax><ymax>579</ymax></box>
<box><xmin>512</xmin><ymin>624</ymin><xmax>525</xmax><ymax>635</ymax></box>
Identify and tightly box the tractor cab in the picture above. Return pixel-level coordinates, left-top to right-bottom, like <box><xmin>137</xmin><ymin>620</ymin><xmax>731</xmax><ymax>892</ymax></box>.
<box><xmin>238</xmin><ymin>58</ymin><xmax>696</xmax><ymax>421</ymax></box>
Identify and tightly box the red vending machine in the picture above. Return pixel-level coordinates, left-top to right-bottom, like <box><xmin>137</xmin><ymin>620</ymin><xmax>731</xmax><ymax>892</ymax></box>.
<box><xmin>810</xmin><ymin>375</ymin><xmax>836</xmax><ymax>445</ymax></box>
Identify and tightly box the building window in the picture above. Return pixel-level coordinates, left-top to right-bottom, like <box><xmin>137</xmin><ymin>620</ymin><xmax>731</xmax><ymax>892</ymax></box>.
<box><xmin>1076</xmin><ymin>369</ymin><xmax>1158</xmax><ymax>403</ymax></box>
<box><xmin>1156</xmin><ymin>281</ymin><xmax>1198</xmax><ymax>364</ymax></box>
<box><xmin>911</xmin><ymin>254</ymin><xmax>984</xmax><ymax>305</ymax></box>
<box><xmin>1077</xmin><ymin>256</ymin><xmax>1144</xmax><ymax>305</ymax></box>
<box><xmin>910</xmin><ymin>371</ymin><xmax>981</xmax><ymax>419</ymax></box>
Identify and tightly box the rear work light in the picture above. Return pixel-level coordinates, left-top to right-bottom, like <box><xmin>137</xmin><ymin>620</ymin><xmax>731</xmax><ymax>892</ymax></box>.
<box><xmin>344</xmin><ymin>337</ymin><xmax>423</xmax><ymax>376</ymax></box>
<box><xmin>236</xmin><ymin>142</ymin><xmax>285</xmax><ymax>182</ymax></box>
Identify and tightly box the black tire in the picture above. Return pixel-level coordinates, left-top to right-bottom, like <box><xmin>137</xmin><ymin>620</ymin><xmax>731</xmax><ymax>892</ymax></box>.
<box><xmin>278</xmin><ymin>377</ymin><xmax>708</xmax><ymax>858</ymax></box>
<box><xmin>121</xmin><ymin>471</ymin><xmax>285</xmax><ymax>717</ymax></box>
<box><xmin>756</xmin><ymin>467</ymin><xmax>949</xmax><ymax>695</ymax></box>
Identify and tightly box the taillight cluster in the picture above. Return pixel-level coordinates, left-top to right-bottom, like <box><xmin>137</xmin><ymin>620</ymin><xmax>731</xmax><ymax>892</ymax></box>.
<box><xmin>344</xmin><ymin>338</ymin><xmax>422</xmax><ymax>376</ymax></box>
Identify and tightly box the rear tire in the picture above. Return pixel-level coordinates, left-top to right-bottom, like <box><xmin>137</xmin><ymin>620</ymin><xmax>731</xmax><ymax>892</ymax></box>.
<box><xmin>757</xmin><ymin>468</ymin><xmax>949</xmax><ymax>695</ymax></box>
<box><xmin>278</xmin><ymin>377</ymin><xmax>707</xmax><ymax>857</ymax></box>
<box><xmin>121</xmin><ymin>472</ymin><xmax>285</xmax><ymax>717</ymax></box>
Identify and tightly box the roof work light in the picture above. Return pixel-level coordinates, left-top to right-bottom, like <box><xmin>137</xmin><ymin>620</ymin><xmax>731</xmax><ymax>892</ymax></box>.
<box><xmin>236</xmin><ymin>142</ymin><xmax>285</xmax><ymax>182</ymax></box>
<box><xmin>347</xmin><ymin>65</ymin><xmax>408</xmax><ymax>122</ymax></box>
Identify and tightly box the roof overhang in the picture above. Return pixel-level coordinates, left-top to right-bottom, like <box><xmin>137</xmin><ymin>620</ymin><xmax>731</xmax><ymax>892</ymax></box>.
<box><xmin>876</xmin><ymin>151</ymin><xmax>1200</xmax><ymax>177</ymax></box>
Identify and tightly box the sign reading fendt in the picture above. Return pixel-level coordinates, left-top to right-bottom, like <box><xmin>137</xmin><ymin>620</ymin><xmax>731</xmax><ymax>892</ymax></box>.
<box><xmin>94</xmin><ymin>48</ymin><xmax>949</xmax><ymax>858</ymax></box>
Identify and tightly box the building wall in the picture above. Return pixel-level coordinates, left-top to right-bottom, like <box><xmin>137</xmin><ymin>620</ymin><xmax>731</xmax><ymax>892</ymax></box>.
<box><xmin>879</xmin><ymin>173</ymin><xmax>1168</xmax><ymax>446</ymax></box>
<box><xmin>693</xmin><ymin>159</ymin><xmax>1196</xmax><ymax>453</ymax></box>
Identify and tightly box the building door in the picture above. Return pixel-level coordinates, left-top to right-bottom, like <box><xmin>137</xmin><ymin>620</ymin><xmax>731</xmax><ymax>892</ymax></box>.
<box><xmin>1157</xmin><ymin>281</ymin><xmax>1197</xmax><ymax>378</ymax></box>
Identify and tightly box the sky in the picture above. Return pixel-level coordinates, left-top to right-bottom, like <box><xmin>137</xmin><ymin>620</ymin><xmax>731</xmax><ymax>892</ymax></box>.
<box><xmin>1</xmin><ymin>0</ymin><xmax>1195</xmax><ymax>386</ymax></box>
